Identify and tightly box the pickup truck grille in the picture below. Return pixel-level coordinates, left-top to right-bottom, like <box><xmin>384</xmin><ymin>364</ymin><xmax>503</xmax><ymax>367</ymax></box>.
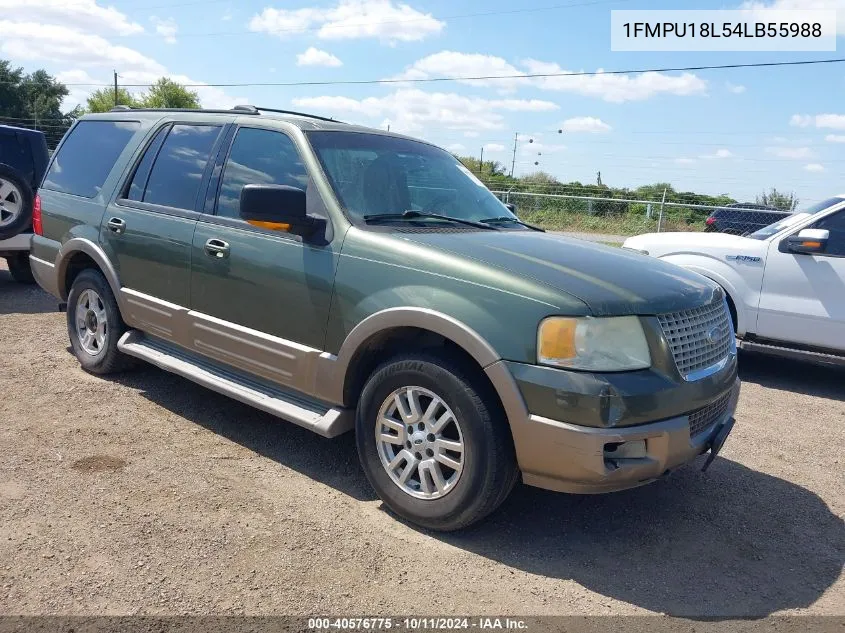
<box><xmin>658</xmin><ymin>297</ymin><xmax>733</xmax><ymax>379</ymax></box>
<box><xmin>688</xmin><ymin>391</ymin><xmax>732</xmax><ymax>438</ymax></box>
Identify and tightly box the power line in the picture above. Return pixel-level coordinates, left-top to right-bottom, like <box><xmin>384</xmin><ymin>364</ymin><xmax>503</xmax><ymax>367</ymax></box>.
<box><xmin>7</xmin><ymin>57</ymin><xmax>843</xmax><ymax>88</ymax></box>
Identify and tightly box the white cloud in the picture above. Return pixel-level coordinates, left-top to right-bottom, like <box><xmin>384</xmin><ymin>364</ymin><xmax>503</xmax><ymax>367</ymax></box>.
<box><xmin>222</xmin><ymin>9</ymin><xmax>233</xmax><ymax>21</ymax></box>
<box><xmin>483</xmin><ymin>143</ymin><xmax>505</xmax><ymax>152</ymax></box>
<box><xmin>522</xmin><ymin>59</ymin><xmax>707</xmax><ymax>102</ymax></box>
<box><xmin>699</xmin><ymin>149</ymin><xmax>733</xmax><ymax>159</ymax></box>
<box><xmin>561</xmin><ymin>116</ymin><xmax>612</xmax><ymax>133</ymax></box>
<box><xmin>804</xmin><ymin>163</ymin><xmax>825</xmax><ymax>172</ymax></box>
<box><xmin>791</xmin><ymin>113</ymin><xmax>845</xmax><ymax>130</ymax></box>
<box><xmin>675</xmin><ymin>157</ymin><xmax>696</xmax><ymax>164</ymax></box>
<box><xmin>463</xmin><ymin>131</ymin><xmax>479</xmax><ymax>138</ymax></box>
<box><xmin>0</xmin><ymin>21</ymin><xmax>165</xmax><ymax>73</ymax></box>
<box><xmin>446</xmin><ymin>143</ymin><xmax>465</xmax><ymax>153</ymax></box>
<box><xmin>767</xmin><ymin>146</ymin><xmax>813</xmax><ymax>159</ymax></box>
<box><xmin>825</xmin><ymin>134</ymin><xmax>845</xmax><ymax>143</ymax></box>
<box><xmin>790</xmin><ymin>114</ymin><xmax>812</xmax><ymax>127</ymax></box>
<box><xmin>740</xmin><ymin>1</ymin><xmax>845</xmax><ymax>35</ymax></box>
<box><xmin>392</xmin><ymin>51</ymin><xmax>707</xmax><ymax>102</ymax></box>
<box><xmin>296</xmin><ymin>47</ymin><xmax>342</xmax><ymax>67</ymax></box>
<box><xmin>250</xmin><ymin>0</ymin><xmax>444</xmax><ymax>43</ymax></box>
<box><xmin>292</xmin><ymin>89</ymin><xmax>558</xmax><ymax>134</ymax></box>
<box><xmin>392</xmin><ymin>51</ymin><xmax>529</xmax><ymax>91</ymax></box>
<box><xmin>726</xmin><ymin>82</ymin><xmax>746</xmax><ymax>94</ymax></box>
<box><xmin>0</xmin><ymin>0</ymin><xmax>143</xmax><ymax>35</ymax></box>
<box><xmin>151</xmin><ymin>16</ymin><xmax>178</xmax><ymax>44</ymax></box>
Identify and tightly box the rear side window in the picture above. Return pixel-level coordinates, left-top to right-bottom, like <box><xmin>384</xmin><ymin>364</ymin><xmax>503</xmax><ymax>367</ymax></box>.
<box><xmin>42</xmin><ymin>120</ymin><xmax>139</xmax><ymax>198</ymax></box>
<box><xmin>216</xmin><ymin>127</ymin><xmax>308</xmax><ymax>218</ymax></box>
<box><xmin>142</xmin><ymin>124</ymin><xmax>221</xmax><ymax>210</ymax></box>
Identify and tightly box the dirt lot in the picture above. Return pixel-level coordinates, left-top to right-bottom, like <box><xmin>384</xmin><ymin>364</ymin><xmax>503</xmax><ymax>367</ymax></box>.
<box><xmin>0</xmin><ymin>262</ymin><xmax>843</xmax><ymax>618</ymax></box>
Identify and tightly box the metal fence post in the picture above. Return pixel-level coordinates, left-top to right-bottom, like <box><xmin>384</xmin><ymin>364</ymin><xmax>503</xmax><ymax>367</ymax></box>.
<box><xmin>657</xmin><ymin>187</ymin><xmax>667</xmax><ymax>232</ymax></box>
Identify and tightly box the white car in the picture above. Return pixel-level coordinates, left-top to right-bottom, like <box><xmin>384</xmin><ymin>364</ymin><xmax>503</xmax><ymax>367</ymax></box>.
<box><xmin>624</xmin><ymin>195</ymin><xmax>845</xmax><ymax>365</ymax></box>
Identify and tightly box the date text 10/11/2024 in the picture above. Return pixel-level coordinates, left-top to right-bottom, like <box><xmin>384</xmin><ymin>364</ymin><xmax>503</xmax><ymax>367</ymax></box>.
<box><xmin>622</xmin><ymin>22</ymin><xmax>823</xmax><ymax>39</ymax></box>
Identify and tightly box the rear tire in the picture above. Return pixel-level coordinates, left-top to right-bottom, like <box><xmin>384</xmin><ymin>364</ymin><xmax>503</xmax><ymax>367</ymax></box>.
<box><xmin>6</xmin><ymin>253</ymin><xmax>35</xmax><ymax>284</ymax></box>
<box><xmin>67</xmin><ymin>269</ymin><xmax>134</xmax><ymax>374</ymax></box>
<box><xmin>355</xmin><ymin>352</ymin><xmax>518</xmax><ymax>531</ymax></box>
<box><xmin>0</xmin><ymin>167</ymin><xmax>33</xmax><ymax>241</ymax></box>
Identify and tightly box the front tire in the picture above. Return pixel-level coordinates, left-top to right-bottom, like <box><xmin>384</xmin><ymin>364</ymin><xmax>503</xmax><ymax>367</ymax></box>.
<box><xmin>356</xmin><ymin>353</ymin><xmax>518</xmax><ymax>531</ymax></box>
<box><xmin>67</xmin><ymin>269</ymin><xmax>134</xmax><ymax>374</ymax></box>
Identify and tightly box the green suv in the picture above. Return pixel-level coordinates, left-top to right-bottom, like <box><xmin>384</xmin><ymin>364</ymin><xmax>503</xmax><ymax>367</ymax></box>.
<box><xmin>30</xmin><ymin>107</ymin><xmax>739</xmax><ymax>530</ymax></box>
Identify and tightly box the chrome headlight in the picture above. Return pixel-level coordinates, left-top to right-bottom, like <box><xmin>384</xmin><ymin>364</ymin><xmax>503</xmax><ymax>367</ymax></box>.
<box><xmin>537</xmin><ymin>316</ymin><xmax>651</xmax><ymax>371</ymax></box>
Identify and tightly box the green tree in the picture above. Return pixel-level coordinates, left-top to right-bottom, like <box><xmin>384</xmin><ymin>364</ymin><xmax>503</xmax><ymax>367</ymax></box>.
<box><xmin>138</xmin><ymin>78</ymin><xmax>200</xmax><ymax>109</ymax></box>
<box><xmin>0</xmin><ymin>60</ymin><xmax>73</xmax><ymax>148</ymax></box>
<box><xmin>86</xmin><ymin>87</ymin><xmax>138</xmax><ymax>113</ymax></box>
<box><xmin>757</xmin><ymin>188</ymin><xmax>797</xmax><ymax>211</ymax></box>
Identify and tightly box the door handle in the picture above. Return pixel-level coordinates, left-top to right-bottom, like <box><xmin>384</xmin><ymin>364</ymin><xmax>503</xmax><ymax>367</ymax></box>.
<box><xmin>204</xmin><ymin>238</ymin><xmax>230</xmax><ymax>258</ymax></box>
<box><xmin>106</xmin><ymin>217</ymin><xmax>126</xmax><ymax>234</ymax></box>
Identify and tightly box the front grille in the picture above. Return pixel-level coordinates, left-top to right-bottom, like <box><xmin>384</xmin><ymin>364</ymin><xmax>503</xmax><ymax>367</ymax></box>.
<box><xmin>658</xmin><ymin>298</ymin><xmax>733</xmax><ymax>379</ymax></box>
<box><xmin>688</xmin><ymin>391</ymin><xmax>732</xmax><ymax>437</ymax></box>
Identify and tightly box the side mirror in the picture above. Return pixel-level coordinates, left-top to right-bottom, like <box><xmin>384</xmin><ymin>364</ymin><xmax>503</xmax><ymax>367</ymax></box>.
<box><xmin>239</xmin><ymin>184</ymin><xmax>326</xmax><ymax>239</ymax></box>
<box><xmin>504</xmin><ymin>202</ymin><xmax>517</xmax><ymax>213</ymax></box>
<box><xmin>785</xmin><ymin>228</ymin><xmax>829</xmax><ymax>254</ymax></box>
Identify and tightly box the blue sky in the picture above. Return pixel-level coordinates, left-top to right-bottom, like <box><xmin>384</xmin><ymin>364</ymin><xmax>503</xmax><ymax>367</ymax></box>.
<box><xmin>4</xmin><ymin>0</ymin><xmax>844</xmax><ymax>204</ymax></box>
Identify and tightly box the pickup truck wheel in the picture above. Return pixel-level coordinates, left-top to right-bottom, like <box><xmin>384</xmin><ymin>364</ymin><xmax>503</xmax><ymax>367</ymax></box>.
<box><xmin>6</xmin><ymin>253</ymin><xmax>35</xmax><ymax>284</ymax></box>
<box><xmin>67</xmin><ymin>269</ymin><xmax>134</xmax><ymax>374</ymax></box>
<box><xmin>356</xmin><ymin>353</ymin><xmax>517</xmax><ymax>531</ymax></box>
<box><xmin>0</xmin><ymin>168</ymin><xmax>33</xmax><ymax>241</ymax></box>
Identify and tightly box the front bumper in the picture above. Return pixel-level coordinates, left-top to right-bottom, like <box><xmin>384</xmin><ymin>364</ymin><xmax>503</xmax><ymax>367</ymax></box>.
<box><xmin>495</xmin><ymin>358</ymin><xmax>740</xmax><ymax>494</ymax></box>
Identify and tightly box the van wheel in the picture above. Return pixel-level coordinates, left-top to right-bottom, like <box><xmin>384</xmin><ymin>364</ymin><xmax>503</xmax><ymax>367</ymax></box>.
<box><xmin>67</xmin><ymin>269</ymin><xmax>134</xmax><ymax>374</ymax></box>
<box><xmin>355</xmin><ymin>353</ymin><xmax>517</xmax><ymax>531</ymax></box>
<box><xmin>6</xmin><ymin>253</ymin><xmax>35</xmax><ymax>284</ymax></box>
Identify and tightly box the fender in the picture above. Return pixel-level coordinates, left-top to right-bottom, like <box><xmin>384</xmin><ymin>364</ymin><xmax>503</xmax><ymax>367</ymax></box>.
<box><xmin>316</xmin><ymin>307</ymin><xmax>503</xmax><ymax>405</ymax></box>
<box><xmin>658</xmin><ymin>254</ymin><xmax>756</xmax><ymax>336</ymax></box>
<box><xmin>55</xmin><ymin>237</ymin><xmax>125</xmax><ymax>310</ymax></box>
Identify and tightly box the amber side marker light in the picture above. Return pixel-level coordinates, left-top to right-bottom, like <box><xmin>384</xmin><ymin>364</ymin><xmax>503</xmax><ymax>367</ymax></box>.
<box><xmin>248</xmin><ymin>220</ymin><xmax>290</xmax><ymax>231</ymax></box>
<box><xmin>801</xmin><ymin>241</ymin><xmax>822</xmax><ymax>248</ymax></box>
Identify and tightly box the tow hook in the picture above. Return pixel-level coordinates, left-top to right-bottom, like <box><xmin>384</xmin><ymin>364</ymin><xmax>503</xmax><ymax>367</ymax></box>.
<box><xmin>702</xmin><ymin>417</ymin><xmax>735</xmax><ymax>472</ymax></box>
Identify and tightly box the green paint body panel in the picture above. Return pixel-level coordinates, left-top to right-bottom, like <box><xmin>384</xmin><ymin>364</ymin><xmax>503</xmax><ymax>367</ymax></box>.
<box><xmin>191</xmin><ymin>219</ymin><xmax>340</xmax><ymax>350</ymax></box>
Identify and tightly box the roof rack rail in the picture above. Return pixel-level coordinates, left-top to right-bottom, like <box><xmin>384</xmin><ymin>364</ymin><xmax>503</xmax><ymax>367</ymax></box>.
<box><xmin>104</xmin><ymin>104</ymin><xmax>341</xmax><ymax>122</ymax></box>
<box><xmin>254</xmin><ymin>106</ymin><xmax>343</xmax><ymax>123</ymax></box>
<box><xmin>107</xmin><ymin>106</ymin><xmax>260</xmax><ymax>115</ymax></box>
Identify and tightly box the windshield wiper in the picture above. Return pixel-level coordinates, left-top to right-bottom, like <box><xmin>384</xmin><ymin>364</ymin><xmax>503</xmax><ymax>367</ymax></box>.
<box><xmin>479</xmin><ymin>216</ymin><xmax>545</xmax><ymax>232</ymax></box>
<box><xmin>363</xmin><ymin>210</ymin><xmax>498</xmax><ymax>230</ymax></box>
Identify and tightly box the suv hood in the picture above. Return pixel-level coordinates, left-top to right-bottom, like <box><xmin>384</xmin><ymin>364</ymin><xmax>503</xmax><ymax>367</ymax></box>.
<box><xmin>400</xmin><ymin>230</ymin><xmax>718</xmax><ymax>316</ymax></box>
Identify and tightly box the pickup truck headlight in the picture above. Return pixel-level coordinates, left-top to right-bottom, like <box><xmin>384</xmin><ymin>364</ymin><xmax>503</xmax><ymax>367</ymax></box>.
<box><xmin>537</xmin><ymin>316</ymin><xmax>651</xmax><ymax>371</ymax></box>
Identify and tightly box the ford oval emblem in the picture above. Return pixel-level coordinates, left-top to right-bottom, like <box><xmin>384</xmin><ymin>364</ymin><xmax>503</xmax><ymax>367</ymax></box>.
<box><xmin>706</xmin><ymin>326</ymin><xmax>721</xmax><ymax>345</ymax></box>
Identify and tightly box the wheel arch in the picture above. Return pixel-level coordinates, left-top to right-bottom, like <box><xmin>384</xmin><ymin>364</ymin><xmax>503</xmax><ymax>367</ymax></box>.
<box><xmin>56</xmin><ymin>238</ymin><xmax>123</xmax><ymax>305</ymax></box>
<box><xmin>320</xmin><ymin>308</ymin><xmax>503</xmax><ymax>408</ymax></box>
<box><xmin>658</xmin><ymin>256</ymin><xmax>748</xmax><ymax>336</ymax></box>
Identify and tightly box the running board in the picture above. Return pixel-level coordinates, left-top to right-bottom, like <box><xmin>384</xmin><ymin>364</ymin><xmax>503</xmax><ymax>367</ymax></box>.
<box><xmin>117</xmin><ymin>330</ymin><xmax>354</xmax><ymax>438</ymax></box>
<box><xmin>739</xmin><ymin>339</ymin><xmax>845</xmax><ymax>367</ymax></box>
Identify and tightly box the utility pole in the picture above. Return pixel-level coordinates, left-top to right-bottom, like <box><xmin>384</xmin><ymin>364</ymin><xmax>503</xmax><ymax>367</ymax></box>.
<box><xmin>114</xmin><ymin>70</ymin><xmax>118</xmax><ymax>106</ymax></box>
<box><xmin>479</xmin><ymin>146</ymin><xmax>484</xmax><ymax>176</ymax></box>
<box><xmin>510</xmin><ymin>132</ymin><xmax>518</xmax><ymax>178</ymax></box>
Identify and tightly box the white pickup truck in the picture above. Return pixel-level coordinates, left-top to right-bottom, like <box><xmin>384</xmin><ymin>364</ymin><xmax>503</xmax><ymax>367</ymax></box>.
<box><xmin>623</xmin><ymin>195</ymin><xmax>845</xmax><ymax>366</ymax></box>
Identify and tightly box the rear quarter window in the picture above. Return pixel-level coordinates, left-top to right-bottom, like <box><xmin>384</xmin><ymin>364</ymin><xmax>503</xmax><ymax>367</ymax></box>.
<box><xmin>42</xmin><ymin>120</ymin><xmax>139</xmax><ymax>198</ymax></box>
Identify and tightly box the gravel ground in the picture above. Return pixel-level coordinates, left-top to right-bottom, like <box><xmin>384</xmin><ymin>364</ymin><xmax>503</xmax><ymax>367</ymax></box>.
<box><xmin>0</xmin><ymin>261</ymin><xmax>843</xmax><ymax>618</ymax></box>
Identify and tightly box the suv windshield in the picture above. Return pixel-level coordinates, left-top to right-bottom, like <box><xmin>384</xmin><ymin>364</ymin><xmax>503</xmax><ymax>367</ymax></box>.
<box><xmin>307</xmin><ymin>131</ymin><xmax>516</xmax><ymax>226</ymax></box>
<box><xmin>747</xmin><ymin>197</ymin><xmax>844</xmax><ymax>240</ymax></box>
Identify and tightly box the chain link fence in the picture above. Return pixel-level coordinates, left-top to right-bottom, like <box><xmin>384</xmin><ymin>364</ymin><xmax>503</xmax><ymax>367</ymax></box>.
<box><xmin>491</xmin><ymin>189</ymin><xmax>792</xmax><ymax>238</ymax></box>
